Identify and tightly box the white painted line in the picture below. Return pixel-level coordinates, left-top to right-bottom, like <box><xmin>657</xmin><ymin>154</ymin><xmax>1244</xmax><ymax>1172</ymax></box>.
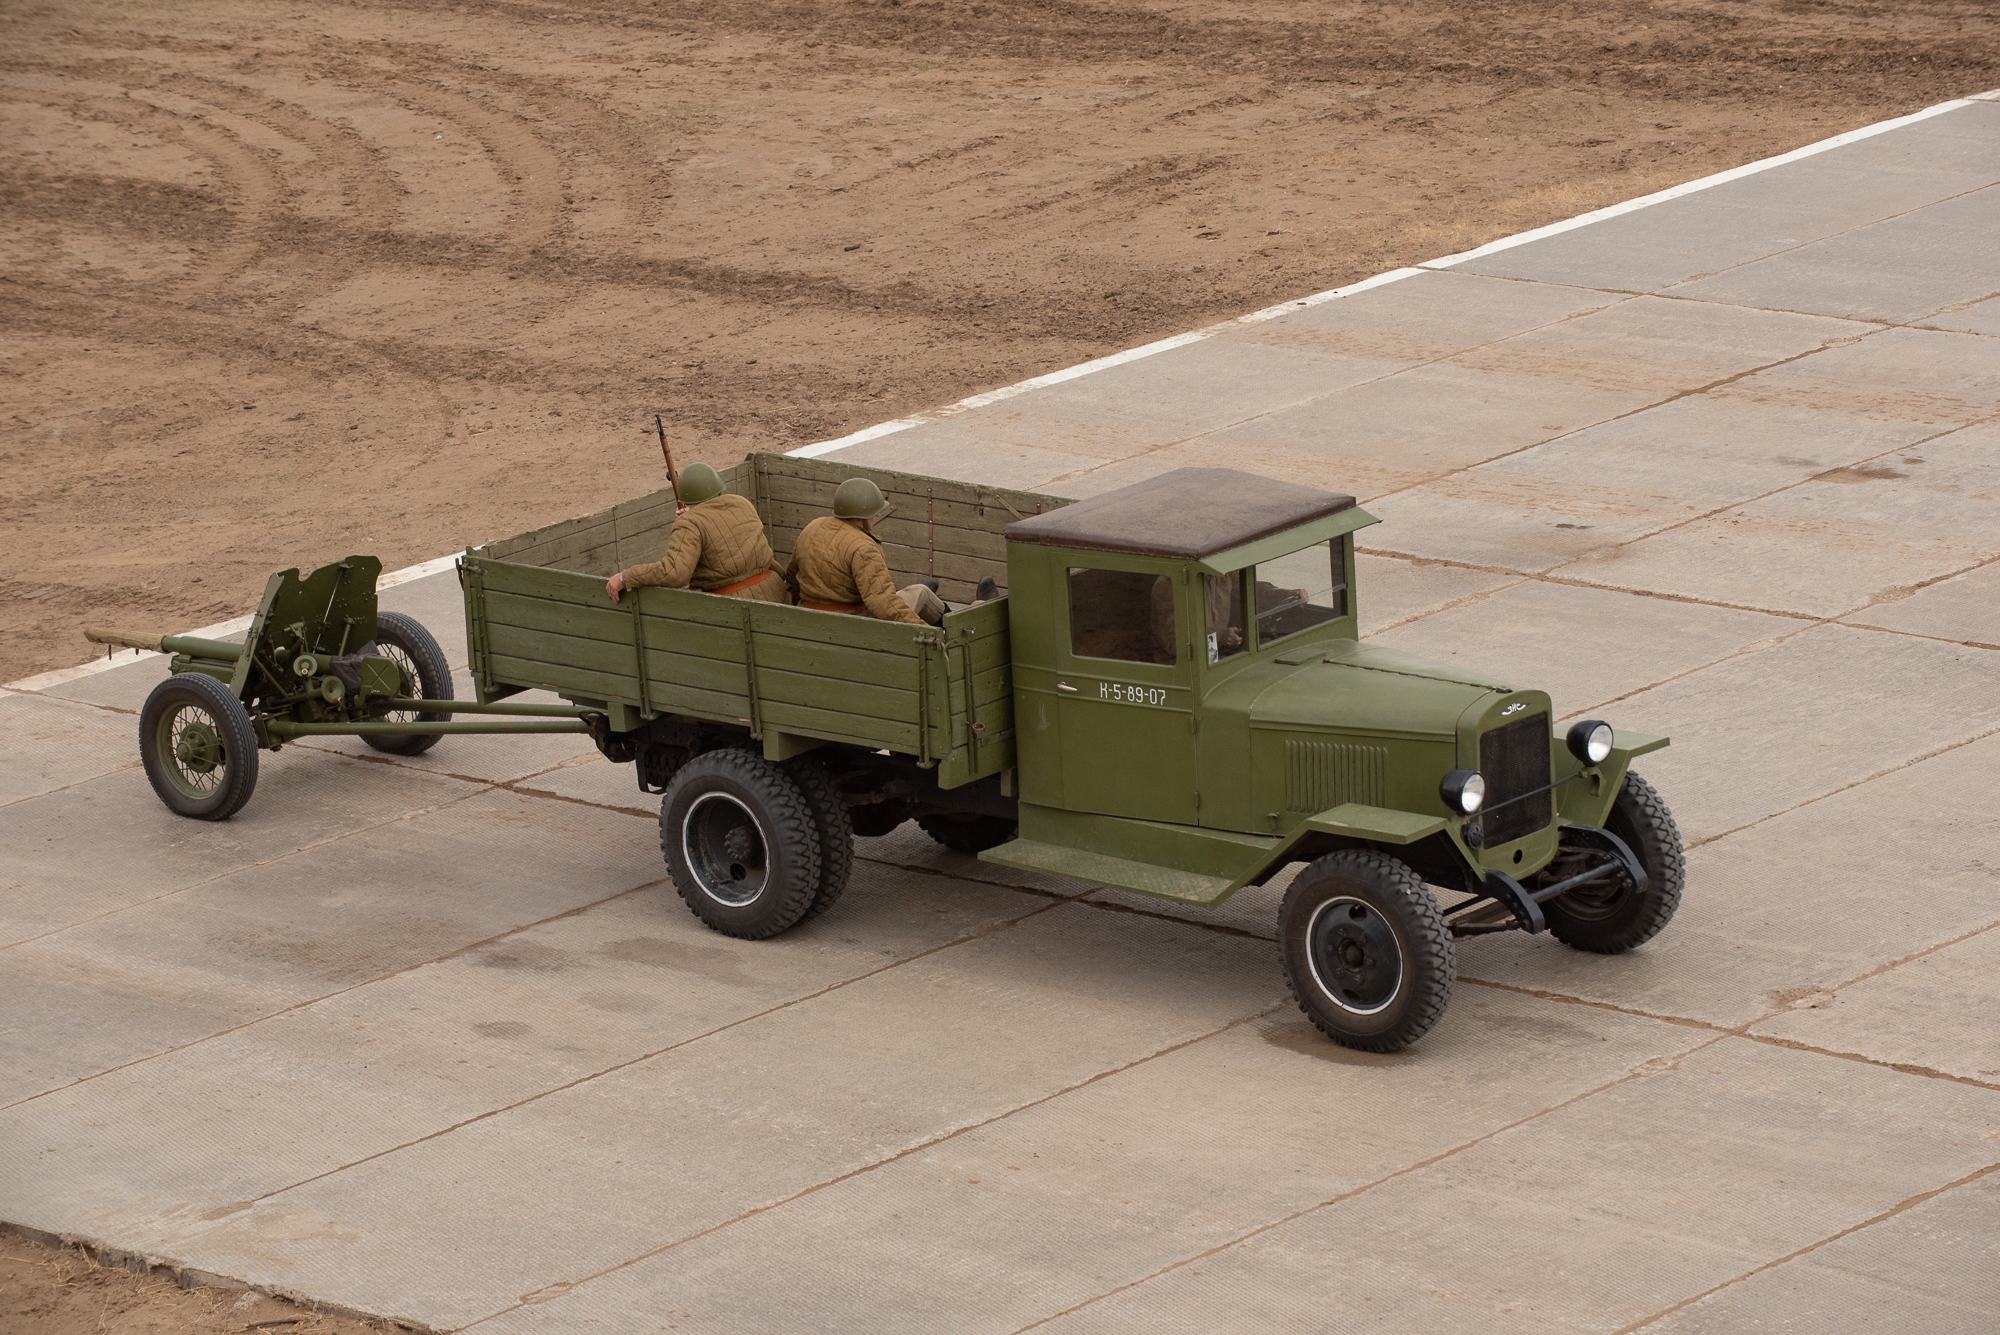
<box><xmin>1419</xmin><ymin>97</ymin><xmax>1980</xmax><ymax>270</ymax></box>
<box><xmin>4</xmin><ymin>554</ymin><xmax>464</xmax><ymax>693</ymax></box>
<box><xmin>788</xmin><ymin>268</ymin><xmax>1430</xmax><ymax>459</ymax></box>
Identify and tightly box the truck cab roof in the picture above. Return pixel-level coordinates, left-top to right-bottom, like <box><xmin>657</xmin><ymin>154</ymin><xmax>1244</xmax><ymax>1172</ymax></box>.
<box><xmin>1003</xmin><ymin>468</ymin><xmax>1358</xmax><ymax>562</ymax></box>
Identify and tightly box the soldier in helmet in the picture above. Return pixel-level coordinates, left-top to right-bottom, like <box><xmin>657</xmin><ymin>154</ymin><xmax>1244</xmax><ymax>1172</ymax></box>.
<box><xmin>605</xmin><ymin>463</ymin><xmax>786</xmax><ymax>604</ymax></box>
<box><xmin>784</xmin><ymin>477</ymin><xmax>948</xmax><ymax>624</ymax></box>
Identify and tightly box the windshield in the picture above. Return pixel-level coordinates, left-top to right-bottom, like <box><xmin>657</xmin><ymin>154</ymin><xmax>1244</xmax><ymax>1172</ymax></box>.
<box><xmin>1251</xmin><ymin>538</ymin><xmax>1348</xmax><ymax>649</ymax></box>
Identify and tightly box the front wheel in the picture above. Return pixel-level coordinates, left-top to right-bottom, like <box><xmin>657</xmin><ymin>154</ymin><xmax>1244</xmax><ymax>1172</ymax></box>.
<box><xmin>139</xmin><ymin>671</ymin><xmax>260</xmax><ymax>820</ymax></box>
<box><xmin>1542</xmin><ymin>770</ymin><xmax>1684</xmax><ymax>954</ymax></box>
<box><xmin>1278</xmin><ymin>850</ymin><xmax>1455</xmax><ymax>1053</ymax></box>
<box><xmin>364</xmin><ymin>611</ymin><xmax>454</xmax><ymax>755</ymax></box>
<box><xmin>660</xmin><ymin>749</ymin><xmax>822</xmax><ymax>939</ymax></box>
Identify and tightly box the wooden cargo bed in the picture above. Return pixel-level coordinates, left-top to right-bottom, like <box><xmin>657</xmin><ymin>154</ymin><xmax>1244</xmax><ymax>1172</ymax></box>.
<box><xmin>459</xmin><ymin>452</ymin><xmax>1065</xmax><ymax>789</ymax></box>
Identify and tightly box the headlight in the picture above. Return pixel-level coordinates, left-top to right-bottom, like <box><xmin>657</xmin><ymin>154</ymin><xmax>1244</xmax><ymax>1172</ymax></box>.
<box><xmin>1567</xmin><ymin>719</ymin><xmax>1614</xmax><ymax>765</ymax></box>
<box><xmin>1440</xmin><ymin>768</ymin><xmax>1485</xmax><ymax>815</ymax></box>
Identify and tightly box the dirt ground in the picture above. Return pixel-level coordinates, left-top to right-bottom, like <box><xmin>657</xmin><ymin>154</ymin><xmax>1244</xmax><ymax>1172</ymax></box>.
<box><xmin>3</xmin><ymin>1</ymin><xmax>1996</xmax><ymax>684</ymax></box>
<box><xmin>4</xmin><ymin>0</ymin><xmax>1997</xmax><ymax>684</ymax></box>
<box><xmin>1</xmin><ymin>1230</ymin><xmax>401</xmax><ymax>1335</ymax></box>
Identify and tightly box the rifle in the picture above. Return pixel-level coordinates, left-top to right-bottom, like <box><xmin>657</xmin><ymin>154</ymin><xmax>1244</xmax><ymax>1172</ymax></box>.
<box><xmin>655</xmin><ymin>414</ymin><xmax>681</xmax><ymax>505</ymax></box>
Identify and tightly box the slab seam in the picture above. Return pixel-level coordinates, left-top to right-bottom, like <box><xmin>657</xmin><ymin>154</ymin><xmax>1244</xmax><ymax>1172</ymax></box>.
<box><xmin>1008</xmin><ymin>1029</ymin><xmax>1735</xmax><ymax>1333</ymax></box>
<box><xmin>213</xmin><ymin>889</ymin><xmax>1098</xmax><ymax>1225</ymax></box>
<box><xmin>1612</xmin><ymin>1159</ymin><xmax>2000</xmax><ymax>1334</ymax></box>
<box><xmin>1029</xmin><ymin>286</ymin><xmax>1646</xmax><ymax>492</ymax></box>
<box><xmin>456</xmin><ymin>1000</ymin><xmax>1291</xmax><ymax>1331</ymax></box>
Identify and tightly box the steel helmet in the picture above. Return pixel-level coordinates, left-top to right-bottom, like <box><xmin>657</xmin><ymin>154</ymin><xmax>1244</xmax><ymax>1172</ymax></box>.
<box><xmin>677</xmin><ymin>462</ymin><xmax>725</xmax><ymax>506</ymax></box>
<box><xmin>832</xmin><ymin>477</ymin><xmax>893</xmax><ymax>522</ymax></box>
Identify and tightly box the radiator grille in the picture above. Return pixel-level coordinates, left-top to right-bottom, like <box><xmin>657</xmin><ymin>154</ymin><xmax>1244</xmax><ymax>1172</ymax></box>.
<box><xmin>1285</xmin><ymin>739</ymin><xmax>1387</xmax><ymax>811</ymax></box>
<box><xmin>1480</xmin><ymin>713</ymin><xmax>1551</xmax><ymax>845</ymax></box>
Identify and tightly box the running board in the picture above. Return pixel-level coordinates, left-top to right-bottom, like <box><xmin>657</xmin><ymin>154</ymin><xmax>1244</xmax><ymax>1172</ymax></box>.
<box><xmin>979</xmin><ymin>839</ymin><xmax>1237</xmax><ymax>905</ymax></box>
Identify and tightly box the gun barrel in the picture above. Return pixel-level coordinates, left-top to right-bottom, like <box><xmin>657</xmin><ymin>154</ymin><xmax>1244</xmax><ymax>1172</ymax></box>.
<box><xmin>83</xmin><ymin>627</ymin><xmax>242</xmax><ymax>661</ymax></box>
<box><xmin>83</xmin><ymin>626</ymin><xmax>164</xmax><ymax>653</ymax></box>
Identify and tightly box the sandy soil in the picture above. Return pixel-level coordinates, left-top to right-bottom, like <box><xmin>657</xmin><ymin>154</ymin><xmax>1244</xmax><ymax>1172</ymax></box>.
<box><xmin>1</xmin><ymin>1230</ymin><xmax>400</xmax><ymax>1335</ymax></box>
<box><xmin>4</xmin><ymin>1</ymin><xmax>1995</xmax><ymax>683</ymax></box>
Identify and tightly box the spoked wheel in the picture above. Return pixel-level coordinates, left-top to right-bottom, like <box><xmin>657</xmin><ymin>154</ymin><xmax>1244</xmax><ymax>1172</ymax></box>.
<box><xmin>139</xmin><ymin>671</ymin><xmax>260</xmax><ymax>820</ymax></box>
<box><xmin>1541</xmin><ymin>770</ymin><xmax>1685</xmax><ymax>954</ymax></box>
<box><xmin>1278</xmin><ymin>850</ymin><xmax>1455</xmax><ymax>1052</ymax></box>
<box><xmin>915</xmin><ymin>812</ymin><xmax>1018</xmax><ymax>854</ymax></box>
<box><xmin>660</xmin><ymin>749</ymin><xmax>822</xmax><ymax>939</ymax></box>
<box><xmin>782</xmin><ymin>756</ymin><xmax>854</xmax><ymax>923</ymax></box>
<box><xmin>363</xmin><ymin>611</ymin><xmax>454</xmax><ymax>756</ymax></box>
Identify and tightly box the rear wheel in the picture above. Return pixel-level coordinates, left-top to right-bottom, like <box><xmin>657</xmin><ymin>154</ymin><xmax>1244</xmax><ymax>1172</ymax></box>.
<box><xmin>1279</xmin><ymin>850</ymin><xmax>1455</xmax><ymax>1053</ymax></box>
<box><xmin>139</xmin><ymin>672</ymin><xmax>260</xmax><ymax>820</ymax></box>
<box><xmin>660</xmin><ymin>749</ymin><xmax>821</xmax><ymax>939</ymax></box>
<box><xmin>1542</xmin><ymin>771</ymin><xmax>1684</xmax><ymax>954</ymax></box>
<box><xmin>364</xmin><ymin>611</ymin><xmax>454</xmax><ymax>755</ymax></box>
<box><xmin>915</xmin><ymin>812</ymin><xmax>1017</xmax><ymax>854</ymax></box>
<box><xmin>782</xmin><ymin>757</ymin><xmax>854</xmax><ymax>923</ymax></box>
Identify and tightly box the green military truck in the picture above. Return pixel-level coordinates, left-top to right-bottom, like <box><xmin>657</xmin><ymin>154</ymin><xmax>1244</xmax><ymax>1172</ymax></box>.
<box><xmin>458</xmin><ymin>452</ymin><xmax>1683</xmax><ymax>1051</ymax></box>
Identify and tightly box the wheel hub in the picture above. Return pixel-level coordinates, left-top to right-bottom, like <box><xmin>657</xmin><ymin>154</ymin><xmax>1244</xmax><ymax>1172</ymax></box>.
<box><xmin>1306</xmin><ymin>896</ymin><xmax>1404</xmax><ymax>1016</ymax></box>
<box><xmin>682</xmin><ymin>792</ymin><xmax>769</xmax><ymax>907</ymax></box>
<box><xmin>173</xmin><ymin>720</ymin><xmax>222</xmax><ymax>774</ymax></box>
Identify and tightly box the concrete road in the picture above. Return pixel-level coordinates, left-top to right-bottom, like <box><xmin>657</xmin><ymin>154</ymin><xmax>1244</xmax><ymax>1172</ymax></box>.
<box><xmin>4</xmin><ymin>94</ymin><xmax>1998</xmax><ymax>1332</ymax></box>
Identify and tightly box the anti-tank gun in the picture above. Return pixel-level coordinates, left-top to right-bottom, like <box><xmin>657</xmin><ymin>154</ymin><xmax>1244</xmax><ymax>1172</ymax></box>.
<box><xmin>88</xmin><ymin>555</ymin><xmax>593</xmax><ymax>820</ymax></box>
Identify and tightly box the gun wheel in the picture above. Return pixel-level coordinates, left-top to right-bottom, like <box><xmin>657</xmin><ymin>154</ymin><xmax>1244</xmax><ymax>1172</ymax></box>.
<box><xmin>364</xmin><ymin>611</ymin><xmax>454</xmax><ymax>755</ymax></box>
<box><xmin>139</xmin><ymin>671</ymin><xmax>260</xmax><ymax>820</ymax></box>
<box><xmin>1279</xmin><ymin>849</ymin><xmax>1455</xmax><ymax>1053</ymax></box>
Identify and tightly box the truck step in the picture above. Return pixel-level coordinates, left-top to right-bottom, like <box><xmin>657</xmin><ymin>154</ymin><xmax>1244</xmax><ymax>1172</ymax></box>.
<box><xmin>980</xmin><ymin>839</ymin><xmax>1236</xmax><ymax>905</ymax></box>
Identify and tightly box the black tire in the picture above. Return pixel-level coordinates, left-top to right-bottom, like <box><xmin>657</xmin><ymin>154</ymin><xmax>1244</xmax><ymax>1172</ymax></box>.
<box><xmin>364</xmin><ymin>611</ymin><xmax>454</xmax><ymax>755</ymax></box>
<box><xmin>782</xmin><ymin>757</ymin><xmax>854</xmax><ymax>923</ymax></box>
<box><xmin>139</xmin><ymin>671</ymin><xmax>260</xmax><ymax>820</ymax></box>
<box><xmin>1542</xmin><ymin>770</ymin><xmax>1685</xmax><ymax>954</ymax></box>
<box><xmin>915</xmin><ymin>812</ymin><xmax>1017</xmax><ymax>854</ymax></box>
<box><xmin>1279</xmin><ymin>850</ymin><xmax>1455</xmax><ymax>1053</ymax></box>
<box><xmin>659</xmin><ymin>749</ymin><xmax>822</xmax><ymax>939</ymax></box>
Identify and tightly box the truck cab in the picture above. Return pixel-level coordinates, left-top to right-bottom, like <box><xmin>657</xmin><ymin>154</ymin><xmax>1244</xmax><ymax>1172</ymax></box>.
<box><xmin>983</xmin><ymin>468</ymin><xmax>1683</xmax><ymax>1050</ymax></box>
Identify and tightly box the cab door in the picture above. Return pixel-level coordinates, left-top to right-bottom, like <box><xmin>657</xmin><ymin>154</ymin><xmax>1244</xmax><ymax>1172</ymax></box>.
<box><xmin>1052</xmin><ymin>561</ymin><xmax>1198</xmax><ymax>825</ymax></box>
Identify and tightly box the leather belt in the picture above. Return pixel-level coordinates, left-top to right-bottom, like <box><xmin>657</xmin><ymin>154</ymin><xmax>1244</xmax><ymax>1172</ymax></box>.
<box><xmin>800</xmin><ymin>598</ymin><xmax>863</xmax><ymax>614</ymax></box>
<box><xmin>711</xmin><ymin>570</ymin><xmax>774</xmax><ymax>596</ymax></box>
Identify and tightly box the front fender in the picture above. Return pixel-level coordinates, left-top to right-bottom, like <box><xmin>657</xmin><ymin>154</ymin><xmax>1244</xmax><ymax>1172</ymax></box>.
<box><xmin>1300</xmin><ymin>802</ymin><xmax>1449</xmax><ymax>845</ymax></box>
<box><xmin>1555</xmin><ymin>729</ymin><xmax>1669</xmax><ymax>829</ymax></box>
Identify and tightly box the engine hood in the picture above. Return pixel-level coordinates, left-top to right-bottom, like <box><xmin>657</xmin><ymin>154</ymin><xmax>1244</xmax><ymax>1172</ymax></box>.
<box><xmin>1248</xmin><ymin>640</ymin><xmax>1511</xmax><ymax>737</ymax></box>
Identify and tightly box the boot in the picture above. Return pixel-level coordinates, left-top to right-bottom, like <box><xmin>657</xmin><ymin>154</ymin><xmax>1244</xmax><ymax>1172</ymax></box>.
<box><xmin>974</xmin><ymin>575</ymin><xmax>999</xmax><ymax>603</ymax></box>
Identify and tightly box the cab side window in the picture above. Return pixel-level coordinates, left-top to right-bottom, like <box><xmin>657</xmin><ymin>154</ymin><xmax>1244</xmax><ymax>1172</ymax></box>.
<box><xmin>1069</xmin><ymin>567</ymin><xmax>1174</xmax><ymax>664</ymax></box>
<box><xmin>1203</xmin><ymin>572</ymin><xmax>1245</xmax><ymax>663</ymax></box>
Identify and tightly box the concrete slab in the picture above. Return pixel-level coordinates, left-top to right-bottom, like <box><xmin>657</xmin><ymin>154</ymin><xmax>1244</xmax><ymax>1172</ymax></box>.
<box><xmin>1455</xmin><ymin>101</ymin><xmax>2000</xmax><ymax>292</ymax></box>
<box><xmin>1240</xmin><ymin>269</ymin><xmax>1620</xmax><ymax>362</ymax></box>
<box><xmin>1560</xmin><ymin>422</ymin><xmax>2000</xmax><ymax>617</ymax></box>
<box><xmin>1573</xmin><ymin>622</ymin><xmax>2000</xmax><ymax>845</ymax></box>
<box><xmin>147</xmin><ymin>904</ymin><xmax>1282</xmax><ymax>1328</ymax></box>
<box><xmin>1750</xmin><ymin>925</ymin><xmax>2000</xmax><ymax>1085</ymax></box>
<box><xmin>1368</xmin><ymin>579</ymin><xmax>1798</xmax><ymax>717</ymax></box>
<box><xmin>1029</xmin><ymin>1040</ymin><xmax>2000</xmax><ymax>1335</ymax></box>
<box><xmin>1647</xmin><ymin>1168</ymin><xmax>2000</xmax><ymax>1335</ymax></box>
<box><xmin>1355</xmin><ymin>554</ymin><xmax>1519</xmax><ymax>637</ymax></box>
<box><xmin>1843</xmin><ymin>556</ymin><xmax>2000</xmax><ymax>648</ymax></box>
<box><xmin>0</xmin><ymin>746</ymin><xmax>481</xmax><ymax>947</ymax></box>
<box><xmin>1709</xmin><ymin>324</ymin><xmax>2000</xmax><ymax>428</ymax></box>
<box><xmin>0</xmin><ymin>861</ymin><xmax>1050</xmax><ymax>1253</ymax></box>
<box><xmin>1927</xmin><ymin>292</ymin><xmax>2000</xmax><ymax>337</ymax></box>
<box><xmin>1667</xmin><ymin>184</ymin><xmax>2000</xmax><ymax>323</ymax></box>
<box><xmin>474</xmin><ymin>997</ymin><xmax>1697</xmax><ymax>1335</ymax></box>
<box><xmin>0</xmin><ymin>786</ymin><xmax>664</xmax><ymax>1102</ymax></box>
<box><xmin>0</xmin><ymin>690</ymin><xmax>140</xmax><ymax>807</ymax></box>
<box><xmin>1463</xmin><ymin>729</ymin><xmax>2000</xmax><ymax>1029</ymax></box>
